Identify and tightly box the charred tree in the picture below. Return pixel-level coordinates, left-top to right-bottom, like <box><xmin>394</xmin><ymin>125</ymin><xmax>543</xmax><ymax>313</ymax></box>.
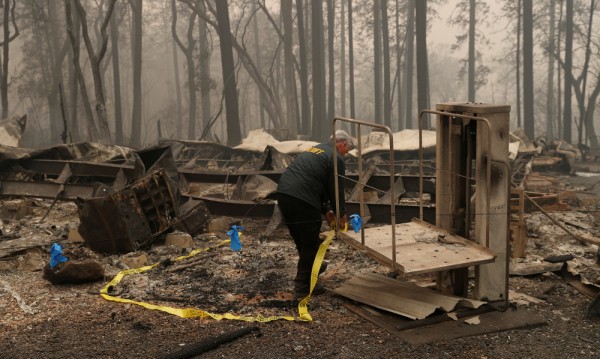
<box><xmin>110</xmin><ymin>1</ymin><xmax>124</xmax><ymax>145</ymax></box>
<box><xmin>382</xmin><ymin>0</ymin><xmax>391</xmax><ymax>128</ymax></box>
<box><xmin>74</xmin><ymin>0</ymin><xmax>116</xmax><ymax>144</ymax></box>
<box><xmin>214</xmin><ymin>0</ymin><xmax>241</xmax><ymax>146</ymax></box>
<box><xmin>172</xmin><ymin>0</ymin><xmax>198</xmax><ymax>140</ymax></box>
<box><xmin>0</xmin><ymin>0</ymin><xmax>18</xmax><ymax>119</ymax></box>
<box><xmin>403</xmin><ymin>0</ymin><xmax>415</xmax><ymax>129</ymax></box>
<box><xmin>197</xmin><ymin>0</ymin><xmax>211</xmax><ymax>137</ymax></box>
<box><xmin>563</xmin><ymin>0</ymin><xmax>573</xmax><ymax>142</ymax></box>
<box><xmin>522</xmin><ymin>0</ymin><xmax>534</xmax><ymax>139</ymax></box>
<box><xmin>311</xmin><ymin>0</ymin><xmax>326</xmax><ymax>141</ymax></box>
<box><xmin>296</xmin><ymin>0</ymin><xmax>310</xmax><ymax>134</ymax></box>
<box><xmin>373</xmin><ymin>0</ymin><xmax>382</xmax><ymax>124</ymax></box>
<box><xmin>415</xmin><ymin>0</ymin><xmax>429</xmax><ymax>127</ymax></box>
<box><xmin>129</xmin><ymin>0</ymin><xmax>143</xmax><ymax>148</ymax></box>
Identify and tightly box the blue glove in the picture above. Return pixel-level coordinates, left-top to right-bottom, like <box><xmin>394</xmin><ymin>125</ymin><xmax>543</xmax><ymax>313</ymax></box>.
<box><xmin>227</xmin><ymin>225</ymin><xmax>244</xmax><ymax>252</ymax></box>
<box><xmin>50</xmin><ymin>243</ymin><xmax>68</xmax><ymax>269</ymax></box>
<box><xmin>349</xmin><ymin>214</ymin><xmax>362</xmax><ymax>233</ymax></box>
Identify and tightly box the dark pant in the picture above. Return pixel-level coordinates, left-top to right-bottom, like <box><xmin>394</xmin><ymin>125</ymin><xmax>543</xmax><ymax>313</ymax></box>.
<box><xmin>277</xmin><ymin>193</ymin><xmax>323</xmax><ymax>297</ymax></box>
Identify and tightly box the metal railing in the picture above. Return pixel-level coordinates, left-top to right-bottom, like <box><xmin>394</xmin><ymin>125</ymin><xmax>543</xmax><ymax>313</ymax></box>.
<box><xmin>332</xmin><ymin>117</ymin><xmax>398</xmax><ymax>272</ymax></box>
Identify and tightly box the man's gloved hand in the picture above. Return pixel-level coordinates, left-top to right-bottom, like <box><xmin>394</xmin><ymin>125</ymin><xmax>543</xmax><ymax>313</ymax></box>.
<box><xmin>325</xmin><ymin>210</ymin><xmax>335</xmax><ymax>227</ymax></box>
<box><xmin>338</xmin><ymin>214</ymin><xmax>348</xmax><ymax>230</ymax></box>
<box><xmin>325</xmin><ymin>211</ymin><xmax>347</xmax><ymax>230</ymax></box>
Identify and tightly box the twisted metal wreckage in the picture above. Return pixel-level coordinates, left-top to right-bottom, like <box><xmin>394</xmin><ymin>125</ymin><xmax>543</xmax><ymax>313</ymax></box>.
<box><xmin>0</xmin><ymin>132</ymin><xmax>439</xmax><ymax>254</ymax></box>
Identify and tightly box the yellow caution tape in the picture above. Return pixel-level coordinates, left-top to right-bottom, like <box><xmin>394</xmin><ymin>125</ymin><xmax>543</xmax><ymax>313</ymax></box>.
<box><xmin>101</xmin><ymin>230</ymin><xmax>338</xmax><ymax>322</ymax></box>
<box><xmin>296</xmin><ymin>229</ymin><xmax>336</xmax><ymax>321</ymax></box>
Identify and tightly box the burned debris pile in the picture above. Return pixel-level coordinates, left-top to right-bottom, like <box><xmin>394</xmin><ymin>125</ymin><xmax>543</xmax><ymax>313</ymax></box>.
<box><xmin>0</xmin><ymin>124</ymin><xmax>599</xmax><ymax>325</ymax></box>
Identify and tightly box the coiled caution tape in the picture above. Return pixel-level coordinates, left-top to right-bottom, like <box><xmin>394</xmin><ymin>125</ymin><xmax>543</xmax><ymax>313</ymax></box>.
<box><xmin>100</xmin><ymin>230</ymin><xmax>337</xmax><ymax>322</ymax></box>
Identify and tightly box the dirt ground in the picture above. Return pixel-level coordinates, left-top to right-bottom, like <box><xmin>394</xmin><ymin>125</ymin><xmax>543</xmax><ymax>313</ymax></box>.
<box><xmin>1</xmin><ymin>173</ymin><xmax>600</xmax><ymax>358</ymax></box>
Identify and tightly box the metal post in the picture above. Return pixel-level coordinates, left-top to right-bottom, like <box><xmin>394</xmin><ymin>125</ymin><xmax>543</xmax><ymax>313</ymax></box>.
<box><xmin>357</xmin><ymin>124</ymin><xmax>365</xmax><ymax>246</ymax></box>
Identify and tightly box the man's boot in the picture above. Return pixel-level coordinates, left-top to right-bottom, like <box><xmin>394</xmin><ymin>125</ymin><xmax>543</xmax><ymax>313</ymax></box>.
<box><xmin>318</xmin><ymin>261</ymin><xmax>328</xmax><ymax>275</ymax></box>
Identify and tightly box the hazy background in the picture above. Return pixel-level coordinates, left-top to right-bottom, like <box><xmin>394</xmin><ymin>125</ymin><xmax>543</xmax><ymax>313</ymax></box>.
<box><xmin>0</xmin><ymin>1</ymin><xmax>593</xmax><ymax>149</ymax></box>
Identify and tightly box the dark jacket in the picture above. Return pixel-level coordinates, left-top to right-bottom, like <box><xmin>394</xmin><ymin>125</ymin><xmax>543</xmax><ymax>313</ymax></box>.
<box><xmin>277</xmin><ymin>142</ymin><xmax>346</xmax><ymax>215</ymax></box>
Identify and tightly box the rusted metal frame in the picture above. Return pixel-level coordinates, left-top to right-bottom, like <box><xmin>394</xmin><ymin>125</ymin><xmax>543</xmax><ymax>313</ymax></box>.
<box><xmin>0</xmin><ymin>180</ymin><xmax>95</xmax><ymax>200</ymax></box>
<box><xmin>141</xmin><ymin>171</ymin><xmax>178</xmax><ymax>234</ymax></box>
<box><xmin>156</xmin><ymin>171</ymin><xmax>181</xmax><ymax>226</ymax></box>
<box><xmin>333</xmin><ymin>117</ymin><xmax>397</xmax><ymax>272</ymax></box>
<box><xmin>418</xmin><ymin>109</ymin><xmax>493</xmax><ymax>248</ymax></box>
<box><xmin>146</xmin><ymin>175</ymin><xmax>166</xmax><ymax>231</ymax></box>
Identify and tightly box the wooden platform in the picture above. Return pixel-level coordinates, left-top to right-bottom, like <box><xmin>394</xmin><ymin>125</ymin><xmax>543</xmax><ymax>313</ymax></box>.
<box><xmin>340</xmin><ymin>219</ymin><xmax>496</xmax><ymax>275</ymax></box>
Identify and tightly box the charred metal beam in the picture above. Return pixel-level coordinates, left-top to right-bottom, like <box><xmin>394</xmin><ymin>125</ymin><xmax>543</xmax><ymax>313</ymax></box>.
<box><xmin>183</xmin><ymin>193</ymin><xmax>435</xmax><ymax>224</ymax></box>
<box><xmin>180</xmin><ymin>170</ymin><xmax>435</xmax><ymax>196</ymax></box>
<box><xmin>183</xmin><ymin>194</ymin><xmax>276</xmax><ymax>218</ymax></box>
<box><xmin>0</xmin><ymin>180</ymin><xmax>95</xmax><ymax>200</ymax></box>
<box><xmin>18</xmin><ymin>159</ymin><xmax>134</xmax><ymax>179</ymax></box>
<box><xmin>179</xmin><ymin>169</ymin><xmax>282</xmax><ymax>184</ymax></box>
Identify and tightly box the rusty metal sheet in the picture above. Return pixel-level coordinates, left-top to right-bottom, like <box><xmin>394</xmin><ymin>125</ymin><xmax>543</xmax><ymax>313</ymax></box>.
<box><xmin>78</xmin><ymin>193</ymin><xmax>154</xmax><ymax>253</ymax></box>
<box><xmin>78</xmin><ymin>169</ymin><xmax>181</xmax><ymax>254</ymax></box>
<box><xmin>173</xmin><ymin>198</ymin><xmax>211</xmax><ymax>235</ymax></box>
<box><xmin>333</xmin><ymin>273</ymin><xmax>486</xmax><ymax>320</ymax></box>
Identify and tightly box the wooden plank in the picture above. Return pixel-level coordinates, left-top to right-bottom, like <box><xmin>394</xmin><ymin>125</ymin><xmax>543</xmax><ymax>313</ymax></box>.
<box><xmin>340</xmin><ymin>220</ymin><xmax>495</xmax><ymax>275</ymax></box>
